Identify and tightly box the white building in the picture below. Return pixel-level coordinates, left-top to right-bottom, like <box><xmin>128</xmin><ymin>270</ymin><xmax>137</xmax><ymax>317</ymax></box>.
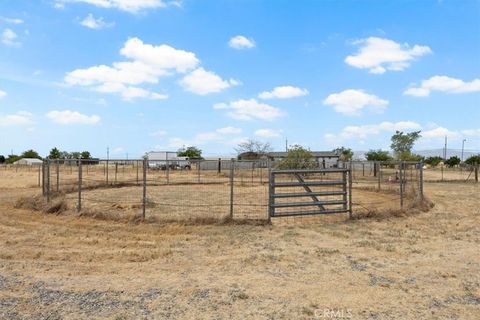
<box><xmin>13</xmin><ymin>158</ymin><xmax>43</xmax><ymax>166</ymax></box>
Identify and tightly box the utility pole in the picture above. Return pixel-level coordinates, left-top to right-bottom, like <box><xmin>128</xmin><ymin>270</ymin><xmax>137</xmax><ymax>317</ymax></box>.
<box><xmin>444</xmin><ymin>136</ymin><xmax>448</xmax><ymax>160</ymax></box>
<box><xmin>285</xmin><ymin>138</ymin><xmax>288</xmax><ymax>152</ymax></box>
<box><xmin>107</xmin><ymin>147</ymin><xmax>109</xmax><ymax>160</ymax></box>
<box><xmin>461</xmin><ymin>139</ymin><xmax>466</xmax><ymax>162</ymax></box>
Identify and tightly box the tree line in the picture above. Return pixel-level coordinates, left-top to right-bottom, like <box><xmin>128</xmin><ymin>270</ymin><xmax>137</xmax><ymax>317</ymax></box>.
<box><xmin>0</xmin><ymin>147</ymin><xmax>94</xmax><ymax>164</ymax></box>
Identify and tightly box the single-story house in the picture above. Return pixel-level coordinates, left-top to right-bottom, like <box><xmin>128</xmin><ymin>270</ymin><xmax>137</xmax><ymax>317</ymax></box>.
<box><xmin>13</xmin><ymin>158</ymin><xmax>43</xmax><ymax>166</ymax></box>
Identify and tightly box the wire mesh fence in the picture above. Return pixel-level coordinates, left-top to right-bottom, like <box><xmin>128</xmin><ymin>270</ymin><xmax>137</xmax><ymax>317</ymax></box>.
<box><xmin>33</xmin><ymin>158</ymin><xmax>434</xmax><ymax>222</ymax></box>
<box><xmin>345</xmin><ymin>161</ymin><xmax>423</xmax><ymax>213</ymax></box>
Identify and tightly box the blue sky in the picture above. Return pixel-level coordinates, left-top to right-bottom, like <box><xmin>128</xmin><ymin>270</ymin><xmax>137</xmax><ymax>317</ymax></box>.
<box><xmin>0</xmin><ymin>0</ymin><xmax>479</xmax><ymax>158</ymax></box>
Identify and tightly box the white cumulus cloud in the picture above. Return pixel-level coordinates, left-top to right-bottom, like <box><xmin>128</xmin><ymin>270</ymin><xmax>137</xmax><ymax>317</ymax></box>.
<box><xmin>345</xmin><ymin>37</ymin><xmax>431</xmax><ymax>74</ymax></box>
<box><xmin>422</xmin><ymin>127</ymin><xmax>461</xmax><ymax>139</ymax></box>
<box><xmin>228</xmin><ymin>35</ymin><xmax>255</xmax><ymax>49</ymax></box>
<box><xmin>215</xmin><ymin>99</ymin><xmax>285</xmax><ymax>121</ymax></box>
<box><xmin>46</xmin><ymin>110</ymin><xmax>100</xmax><ymax>125</ymax></box>
<box><xmin>167</xmin><ymin>126</ymin><xmax>244</xmax><ymax>148</ymax></box>
<box><xmin>65</xmin><ymin>37</ymin><xmax>199</xmax><ymax>100</ymax></box>
<box><xmin>180</xmin><ymin>68</ymin><xmax>239</xmax><ymax>95</ymax></box>
<box><xmin>462</xmin><ymin>128</ymin><xmax>480</xmax><ymax>137</ymax></box>
<box><xmin>323</xmin><ymin>89</ymin><xmax>388</xmax><ymax>116</ymax></box>
<box><xmin>258</xmin><ymin>86</ymin><xmax>309</xmax><ymax>99</ymax></box>
<box><xmin>150</xmin><ymin>130</ymin><xmax>167</xmax><ymax>136</ymax></box>
<box><xmin>80</xmin><ymin>13</ymin><xmax>115</xmax><ymax>29</ymax></box>
<box><xmin>0</xmin><ymin>90</ymin><xmax>6</xmax><ymax>99</ymax></box>
<box><xmin>55</xmin><ymin>0</ymin><xmax>167</xmax><ymax>13</ymax></box>
<box><xmin>1</xmin><ymin>28</ymin><xmax>20</xmax><ymax>47</ymax></box>
<box><xmin>254</xmin><ymin>129</ymin><xmax>282</xmax><ymax>138</ymax></box>
<box><xmin>0</xmin><ymin>17</ymin><xmax>24</xmax><ymax>24</ymax></box>
<box><xmin>0</xmin><ymin>111</ymin><xmax>33</xmax><ymax>126</ymax></box>
<box><xmin>404</xmin><ymin>75</ymin><xmax>480</xmax><ymax>97</ymax></box>
<box><xmin>216</xmin><ymin>126</ymin><xmax>242</xmax><ymax>134</ymax></box>
<box><xmin>325</xmin><ymin>121</ymin><xmax>421</xmax><ymax>141</ymax></box>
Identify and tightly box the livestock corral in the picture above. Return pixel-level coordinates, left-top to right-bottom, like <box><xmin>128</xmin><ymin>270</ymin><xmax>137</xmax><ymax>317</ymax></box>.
<box><xmin>0</xmin><ymin>161</ymin><xmax>479</xmax><ymax>319</ymax></box>
<box><xmin>32</xmin><ymin>159</ymin><xmax>426</xmax><ymax>222</ymax></box>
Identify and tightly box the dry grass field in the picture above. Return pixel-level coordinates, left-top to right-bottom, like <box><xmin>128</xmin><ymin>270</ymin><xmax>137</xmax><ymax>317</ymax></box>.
<box><xmin>0</xmin><ymin>167</ymin><xmax>479</xmax><ymax>319</ymax></box>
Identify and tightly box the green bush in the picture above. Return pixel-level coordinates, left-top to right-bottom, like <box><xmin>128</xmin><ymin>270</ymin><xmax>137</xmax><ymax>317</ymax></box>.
<box><xmin>276</xmin><ymin>145</ymin><xmax>317</xmax><ymax>170</ymax></box>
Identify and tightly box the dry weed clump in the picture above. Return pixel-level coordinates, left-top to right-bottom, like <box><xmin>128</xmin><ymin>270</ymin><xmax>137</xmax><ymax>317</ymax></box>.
<box><xmin>14</xmin><ymin>194</ymin><xmax>68</xmax><ymax>214</ymax></box>
<box><xmin>350</xmin><ymin>196</ymin><xmax>434</xmax><ymax>221</ymax></box>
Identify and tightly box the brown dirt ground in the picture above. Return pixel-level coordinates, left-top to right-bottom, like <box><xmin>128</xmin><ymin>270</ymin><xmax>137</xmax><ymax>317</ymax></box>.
<box><xmin>0</xmin><ymin>168</ymin><xmax>479</xmax><ymax>319</ymax></box>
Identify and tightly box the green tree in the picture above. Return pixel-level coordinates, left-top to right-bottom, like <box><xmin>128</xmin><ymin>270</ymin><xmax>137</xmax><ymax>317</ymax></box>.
<box><xmin>334</xmin><ymin>147</ymin><xmax>353</xmax><ymax>161</ymax></box>
<box><xmin>390</xmin><ymin>130</ymin><xmax>422</xmax><ymax>160</ymax></box>
<box><xmin>21</xmin><ymin>149</ymin><xmax>42</xmax><ymax>159</ymax></box>
<box><xmin>444</xmin><ymin>156</ymin><xmax>461</xmax><ymax>168</ymax></box>
<box><xmin>365</xmin><ymin>149</ymin><xmax>393</xmax><ymax>162</ymax></box>
<box><xmin>235</xmin><ymin>139</ymin><xmax>272</xmax><ymax>156</ymax></box>
<box><xmin>59</xmin><ymin>151</ymin><xmax>70</xmax><ymax>159</ymax></box>
<box><xmin>177</xmin><ymin>146</ymin><xmax>202</xmax><ymax>159</ymax></box>
<box><xmin>81</xmin><ymin>151</ymin><xmax>91</xmax><ymax>159</ymax></box>
<box><xmin>0</xmin><ymin>155</ymin><xmax>5</xmax><ymax>164</ymax></box>
<box><xmin>276</xmin><ymin>145</ymin><xmax>317</xmax><ymax>169</ymax></box>
<box><xmin>397</xmin><ymin>151</ymin><xmax>424</xmax><ymax>161</ymax></box>
<box><xmin>70</xmin><ymin>151</ymin><xmax>81</xmax><ymax>159</ymax></box>
<box><xmin>465</xmin><ymin>155</ymin><xmax>480</xmax><ymax>166</ymax></box>
<box><xmin>424</xmin><ymin>156</ymin><xmax>443</xmax><ymax>167</ymax></box>
<box><xmin>49</xmin><ymin>147</ymin><xmax>61</xmax><ymax>159</ymax></box>
<box><xmin>6</xmin><ymin>154</ymin><xmax>20</xmax><ymax>164</ymax></box>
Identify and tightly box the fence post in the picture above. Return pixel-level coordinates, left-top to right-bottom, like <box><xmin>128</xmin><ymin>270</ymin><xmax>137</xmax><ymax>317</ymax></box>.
<box><xmin>218</xmin><ymin>158</ymin><xmax>221</xmax><ymax>174</ymax></box>
<box><xmin>229</xmin><ymin>159</ymin><xmax>234</xmax><ymax>220</ymax></box>
<box><xmin>419</xmin><ymin>162</ymin><xmax>424</xmax><ymax>199</ymax></box>
<box><xmin>115</xmin><ymin>162</ymin><xmax>118</xmax><ymax>184</ymax></box>
<box><xmin>46</xmin><ymin>160</ymin><xmax>50</xmax><ymax>203</ymax></box>
<box><xmin>77</xmin><ymin>159</ymin><xmax>82</xmax><ymax>212</ymax></box>
<box><xmin>42</xmin><ymin>161</ymin><xmax>45</xmax><ymax>195</ymax></box>
<box><xmin>56</xmin><ymin>160</ymin><xmax>59</xmax><ymax>192</ymax></box>
<box><xmin>377</xmin><ymin>162</ymin><xmax>381</xmax><ymax>191</ymax></box>
<box><xmin>166</xmin><ymin>160</ymin><xmax>170</xmax><ymax>184</ymax></box>
<box><xmin>142</xmin><ymin>159</ymin><xmax>147</xmax><ymax>219</ymax></box>
<box><xmin>38</xmin><ymin>164</ymin><xmax>41</xmax><ymax>188</ymax></box>
<box><xmin>268</xmin><ymin>165</ymin><xmax>273</xmax><ymax>224</ymax></box>
<box><xmin>197</xmin><ymin>160</ymin><xmax>201</xmax><ymax>183</ymax></box>
<box><xmin>399</xmin><ymin>161</ymin><xmax>404</xmax><ymax>208</ymax></box>
<box><xmin>136</xmin><ymin>160</ymin><xmax>139</xmax><ymax>185</ymax></box>
<box><xmin>475</xmin><ymin>165</ymin><xmax>478</xmax><ymax>183</ymax></box>
<box><xmin>106</xmin><ymin>159</ymin><xmax>109</xmax><ymax>185</ymax></box>
<box><xmin>348</xmin><ymin>164</ymin><xmax>353</xmax><ymax>219</ymax></box>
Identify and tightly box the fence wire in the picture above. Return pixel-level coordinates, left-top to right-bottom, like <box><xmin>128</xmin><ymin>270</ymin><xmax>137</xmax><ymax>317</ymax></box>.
<box><xmin>32</xmin><ymin>159</ymin><xmax>444</xmax><ymax>221</ymax></box>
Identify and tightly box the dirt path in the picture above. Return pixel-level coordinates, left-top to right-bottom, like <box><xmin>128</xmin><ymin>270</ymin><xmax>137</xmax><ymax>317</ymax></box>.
<box><xmin>0</xmin><ymin>182</ymin><xmax>479</xmax><ymax>319</ymax></box>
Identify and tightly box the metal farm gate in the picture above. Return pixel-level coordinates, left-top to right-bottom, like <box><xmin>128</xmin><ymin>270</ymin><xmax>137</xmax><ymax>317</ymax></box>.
<box><xmin>268</xmin><ymin>168</ymin><xmax>352</xmax><ymax>220</ymax></box>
